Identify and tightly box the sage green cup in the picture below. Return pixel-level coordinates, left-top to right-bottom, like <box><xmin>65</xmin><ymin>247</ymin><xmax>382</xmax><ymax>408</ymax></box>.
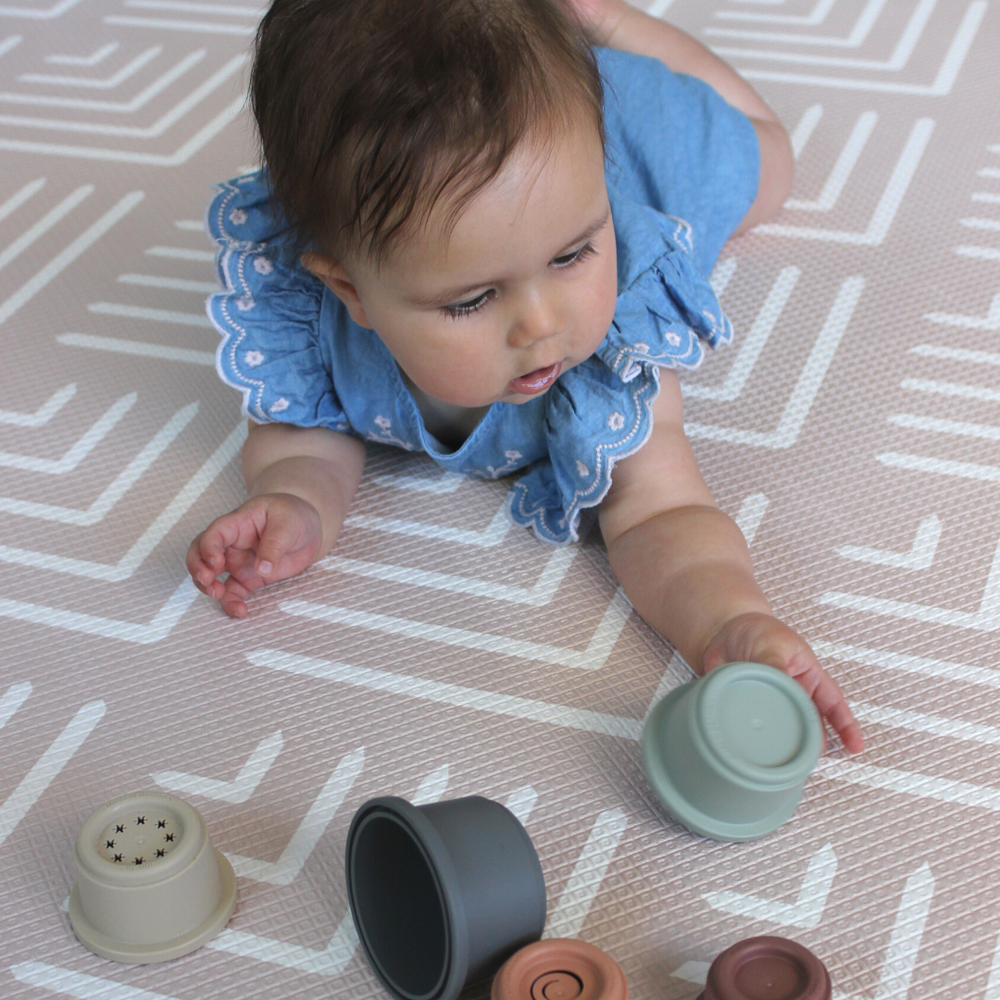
<box><xmin>642</xmin><ymin>662</ymin><xmax>822</xmax><ymax>842</ymax></box>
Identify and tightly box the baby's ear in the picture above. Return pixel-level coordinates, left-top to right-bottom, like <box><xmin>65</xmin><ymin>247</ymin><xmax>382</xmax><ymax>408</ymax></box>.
<box><xmin>300</xmin><ymin>252</ymin><xmax>374</xmax><ymax>329</ymax></box>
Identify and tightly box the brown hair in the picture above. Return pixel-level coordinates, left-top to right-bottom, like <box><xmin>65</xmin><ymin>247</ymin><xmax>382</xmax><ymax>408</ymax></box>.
<box><xmin>250</xmin><ymin>0</ymin><xmax>606</xmax><ymax>268</ymax></box>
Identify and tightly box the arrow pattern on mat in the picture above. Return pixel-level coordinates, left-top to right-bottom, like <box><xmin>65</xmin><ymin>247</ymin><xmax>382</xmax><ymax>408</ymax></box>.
<box><xmin>702</xmin><ymin>843</ymin><xmax>838</xmax><ymax>929</ymax></box>
<box><xmin>152</xmin><ymin>730</ymin><xmax>284</xmax><ymax>804</ymax></box>
<box><xmin>222</xmin><ymin>746</ymin><xmax>364</xmax><ymax>886</ymax></box>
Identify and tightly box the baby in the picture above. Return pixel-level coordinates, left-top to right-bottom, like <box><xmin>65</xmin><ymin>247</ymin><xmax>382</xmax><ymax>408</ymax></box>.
<box><xmin>188</xmin><ymin>0</ymin><xmax>864</xmax><ymax>753</ymax></box>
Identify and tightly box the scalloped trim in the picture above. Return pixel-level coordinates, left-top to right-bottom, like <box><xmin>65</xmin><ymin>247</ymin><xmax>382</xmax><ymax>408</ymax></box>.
<box><xmin>205</xmin><ymin>177</ymin><xmax>351</xmax><ymax>429</ymax></box>
<box><xmin>506</xmin><ymin>365</ymin><xmax>662</xmax><ymax>544</ymax></box>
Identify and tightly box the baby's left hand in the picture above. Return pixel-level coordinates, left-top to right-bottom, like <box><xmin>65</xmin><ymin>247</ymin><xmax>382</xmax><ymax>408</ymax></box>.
<box><xmin>702</xmin><ymin>612</ymin><xmax>864</xmax><ymax>755</ymax></box>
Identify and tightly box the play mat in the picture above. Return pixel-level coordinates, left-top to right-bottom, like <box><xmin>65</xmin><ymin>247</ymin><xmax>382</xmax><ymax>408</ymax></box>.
<box><xmin>2</xmin><ymin>0</ymin><xmax>1000</xmax><ymax>997</ymax></box>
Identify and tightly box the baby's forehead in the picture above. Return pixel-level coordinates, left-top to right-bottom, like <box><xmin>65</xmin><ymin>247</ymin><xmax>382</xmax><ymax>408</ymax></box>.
<box><xmin>374</xmin><ymin>121</ymin><xmax>608</xmax><ymax>289</ymax></box>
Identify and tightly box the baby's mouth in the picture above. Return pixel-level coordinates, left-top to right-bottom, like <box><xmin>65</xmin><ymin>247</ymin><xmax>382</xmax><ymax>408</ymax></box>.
<box><xmin>509</xmin><ymin>361</ymin><xmax>561</xmax><ymax>396</ymax></box>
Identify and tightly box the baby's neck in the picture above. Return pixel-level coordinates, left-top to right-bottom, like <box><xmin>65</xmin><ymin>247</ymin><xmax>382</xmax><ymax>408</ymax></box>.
<box><xmin>398</xmin><ymin>367</ymin><xmax>490</xmax><ymax>452</ymax></box>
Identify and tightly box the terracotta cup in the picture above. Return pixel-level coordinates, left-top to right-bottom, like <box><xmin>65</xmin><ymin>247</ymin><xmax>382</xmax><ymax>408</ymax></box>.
<box><xmin>698</xmin><ymin>936</ymin><xmax>831</xmax><ymax>1000</ymax></box>
<box><xmin>492</xmin><ymin>939</ymin><xmax>628</xmax><ymax>1000</ymax></box>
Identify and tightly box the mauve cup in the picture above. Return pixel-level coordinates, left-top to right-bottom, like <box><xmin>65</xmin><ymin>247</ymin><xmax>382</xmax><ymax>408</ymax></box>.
<box><xmin>492</xmin><ymin>939</ymin><xmax>628</xmax><ymax>1000</ymax></box>
<box><xmin>346</xmin><ymin>795</ymin><xmax>547</xmax><ymax>1000</ymax></box>
<box><xmin>698</xmin><ymin>936</ymin><xmax>832</xmax><ymax>1000</ymax></box>
<box><xmin>642</xmin><ymin>662</ymin><xmax>822</xmax><ymax>841</ymax></box>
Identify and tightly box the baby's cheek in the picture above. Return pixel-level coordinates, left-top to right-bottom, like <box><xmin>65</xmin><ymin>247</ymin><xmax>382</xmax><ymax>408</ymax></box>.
<box><xmin>579</xmin><ymin>267</ymin><xmax>618</xmax><ymax>354</ymax></box>
<box><xmin>411</xmin><ymin>350</ymin><xmax>504</xmax><ymax>408</ymax></box>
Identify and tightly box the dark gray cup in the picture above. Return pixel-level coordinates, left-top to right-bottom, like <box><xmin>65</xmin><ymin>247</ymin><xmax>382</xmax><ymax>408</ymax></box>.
<box><xmin>345</xmin><ymin>795</ymin><xmax>546</xmax><ymax>1000</ymax></box>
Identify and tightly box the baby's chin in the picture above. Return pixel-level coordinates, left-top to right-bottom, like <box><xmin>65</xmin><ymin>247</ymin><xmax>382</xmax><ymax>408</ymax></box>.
<box><xmin>499</xmin><ymin>390</ymin><xmax>546</xmax><ymax>405</ymax></box>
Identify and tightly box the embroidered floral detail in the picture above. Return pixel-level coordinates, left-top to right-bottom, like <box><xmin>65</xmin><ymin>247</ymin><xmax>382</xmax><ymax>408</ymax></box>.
<box><xmin>633</xmin><ymin>342</ymin><xmax>649</xmax><ymax>353</ymax></box>
<box><xmin>485</xmin><ymin>449</ymin><xmax>523</xmax><ymax>479</ymax></box>
<box><xmin>229</xmin><ymin>208</ymin><xmax>248</xmax><ymax>225</ymax></box>
<box><xmin>244</xmin><ymin>350</ymin><xmax>264</xmax><ymax>367</ymax></box>
<box><xmin>253</xmin><ymin>256</ymin><xmax>273</xmax><ymax>275</ymax></box>
<box><xmin>270</xmin><ymin>398</ymin><xmax>290</xmax><ymax>413</ymax></box>
<box><xmin>235</xmin><ymin>296</ymin><xmax>254</xmax><ymax>312</ymax></box>
<box><xmin>575</xmin><ymin>460</ymin><xmax>590</xmax><ymax>478</ymax></box>
<box><xmin>666</xmin><ymin>331</ymin><xmax>681</xmax><ymax>346</ymax></box>
<box><xmin>366</xmin><ymin>414</ymin><xmax>414</xmax><ymax>448</ymax></box>
<box><xmin>607</xmin><ymin>412</ymin><xmax>625</xmax><ymax>431</ymax></box>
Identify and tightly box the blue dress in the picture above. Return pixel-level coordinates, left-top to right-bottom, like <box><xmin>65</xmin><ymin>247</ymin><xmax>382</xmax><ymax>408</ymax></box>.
<box><xmin>205</xmin><ymin>47</ymin><xmax>760</xmax><ymax>543</ymax></box>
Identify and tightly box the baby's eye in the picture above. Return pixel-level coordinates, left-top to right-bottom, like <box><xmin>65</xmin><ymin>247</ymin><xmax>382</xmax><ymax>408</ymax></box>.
<box><xmin>552</xmin><ymin>242</ymin><xmax>596</xmax><ymax>268</ymax></box>
<box><xmin>441</xmin><ymin>242</ymin><xmax>596</xmax><ymax>320</ymax></box>
<box><xmin>443</xmin><ymin>290</ymin><xmax>493</xmax><ymax>319</ymax></box>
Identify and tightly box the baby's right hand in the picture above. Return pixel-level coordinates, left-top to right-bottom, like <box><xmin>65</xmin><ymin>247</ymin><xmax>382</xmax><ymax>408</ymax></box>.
<box><xmin>186</xmin><ymin>493</ymin><xmax>324</xmax><ymax>618</ymax></box>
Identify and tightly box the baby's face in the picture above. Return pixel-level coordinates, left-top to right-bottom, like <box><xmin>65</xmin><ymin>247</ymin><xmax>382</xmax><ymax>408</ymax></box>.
<box><xmin>307</xmin><ymin>117</ymin><xmax>618</xmax><ymax>408</ymax></box>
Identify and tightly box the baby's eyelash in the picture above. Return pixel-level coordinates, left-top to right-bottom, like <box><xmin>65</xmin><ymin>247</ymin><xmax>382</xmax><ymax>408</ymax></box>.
<box><xmin>442</xmin><ymin>241</ymin><xmax>598</xmax><ymax>320</ymax></box>
<box><xmin>444</xmin><ymin>290</ymin><xmax>493</xmax><ymax>319</ymax></box>
<box><xmin>553</xmin><ymin>241</ymin><xmax>597</xmax><ymax>268</ymax></box>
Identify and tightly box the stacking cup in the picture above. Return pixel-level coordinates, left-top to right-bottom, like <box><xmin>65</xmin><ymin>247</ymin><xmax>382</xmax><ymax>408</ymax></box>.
<box><xmin>698</xmin><ymin>936</ymin><xmax>832</xmax><ymax>1000</ymax></box>
<box><xmin>346</xmin><ymin>795</ymin><xmax>546</xmax><ymax>1000</ymax></box>
<box><xmin>492</xmin><ymin>939</ymin><xmax>628</xmax><ymax>1000</ymax></box>
<box><xmin>69</xmin><ymin>791</ymin><xmax>237</xmax><ymax>963</ymax></box>
<box><xmin>642</xmin><ymin>662</ymin><xmax>822</xmax><ymax>841</ymax></box>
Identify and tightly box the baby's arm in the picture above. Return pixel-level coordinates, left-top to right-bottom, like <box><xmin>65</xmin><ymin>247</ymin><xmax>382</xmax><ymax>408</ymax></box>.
<box><xmin>598</xmin><ymin>371</ymin><xmax>864</xmax><ymax>753</ymax></box>
<box><xmin>571</xmin><ymin>0</ymin><xmax>793</xmax><ymax>231</ymax></box>
<box><xmin>187</xmin><ymin>422</ymin><xmax>365</xmax><ymax>618</ymax></box>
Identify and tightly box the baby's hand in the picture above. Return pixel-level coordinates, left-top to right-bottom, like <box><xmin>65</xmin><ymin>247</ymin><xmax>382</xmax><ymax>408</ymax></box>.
<box><xmin>702</xmin><ymin>612</ymin><xmax>864</xmax><ymax>754</ymax></box>
<box><xmin>186</xmin><ymin>493</ymin><xmax>323</xmax><ymax>618</ymax></box>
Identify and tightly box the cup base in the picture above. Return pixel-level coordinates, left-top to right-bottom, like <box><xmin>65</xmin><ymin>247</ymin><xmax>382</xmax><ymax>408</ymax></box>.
<box><xmin>69</xmin><ymin>849</ymin><xmax>237</xmax><ymax>964</ymax></box>
<box><xmin>643</xmin><ymin>686</ymin><xmax>802</xmax><ymax>842</ymax></box>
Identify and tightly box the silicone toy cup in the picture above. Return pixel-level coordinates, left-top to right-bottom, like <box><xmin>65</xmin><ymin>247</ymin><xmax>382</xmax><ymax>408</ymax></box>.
<box><xmin>346</xmin><ymin>795</ymin><xmax>546</xmax><ymax>1000</ymax></box>
<box><xmin>698</xmin><ymin>936</ymin><xmax>832</xmax><ymax>1000</ymax></box>
<box><xmin>69</xmin><ymin>791</ymin><xmax>237</xmax><ymax>963</ymax></box>
<box><xmin>492</xmin><ymin>939</ymin><xmax>628</xmax><ymax>1000</ymax></box>
<box><xmin>642</xmin><ymin>662</ymin><xmax>822</xmax><ymax>841</ymax></box>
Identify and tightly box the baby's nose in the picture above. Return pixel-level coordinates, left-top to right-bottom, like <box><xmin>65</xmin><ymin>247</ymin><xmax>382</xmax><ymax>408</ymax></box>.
<box><xmin>507</xmin><ymin>294</ymin><xmax>560</xmax><ymax>349</ymax></box>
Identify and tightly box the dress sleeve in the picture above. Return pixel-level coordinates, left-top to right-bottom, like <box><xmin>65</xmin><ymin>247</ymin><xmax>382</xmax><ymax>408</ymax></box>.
<box><xmin>595</xmin><ymin>45</ymin><xmax>761</xmax><ymax>278</ymax></box>
<box><xmin>205</xmin><ymin>173</ymin><xmax>352</xmax><ymax>432</ymax></box>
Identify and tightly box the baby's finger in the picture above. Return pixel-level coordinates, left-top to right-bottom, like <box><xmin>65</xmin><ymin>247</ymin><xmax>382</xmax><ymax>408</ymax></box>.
<box><xmin>186</xmin><ymin>534</ymin><xmax>224</xmax><ymax>596</ymax></box>
<box><xmin>824</xmin><ymin>701</ymin><xmax>865</xmax><ymax>755</ymax></box>
<box><xmin>198</xmin><ymin>508</ymin><xmax>263</xmax><ymax>566</ymax></box>
<box><xmin>786</xmin><ymin>652</ymin><xmax>864</xmax><ymax>754</ymax></box>
<box><xmin>220</xmin><ymin>575</ymin><xmax>252</xmax><ymax>619</ymax></box>
<box><xmin>254</xmin><ymin>510</ymin><xmax>301</xmax><ymax>578</ymax></box>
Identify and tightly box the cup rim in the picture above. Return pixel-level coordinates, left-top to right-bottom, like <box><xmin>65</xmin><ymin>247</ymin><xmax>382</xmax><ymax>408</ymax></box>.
<box><xmin>695</xmin><ymin>664</ymin><xmax>822</xmax><ymax>788</ymax></box>
<box><xmin>346</xmin><ymin>796</ymin><xmax>470</xmax><ymax>1000</ymax></box>
<box><xmin>642</xmin><ymin>686</ymin><xmax>804</xmax><ymax>841</ymax></box>
<box><xmin>68</xmin><ymin>849</ymin><xmax>237</xmax><ymax>964</ymax></box>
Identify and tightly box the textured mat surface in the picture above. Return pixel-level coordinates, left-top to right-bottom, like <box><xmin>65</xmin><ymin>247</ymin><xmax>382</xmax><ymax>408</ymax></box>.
<box><xmin>2</xmin><ymin>1</ymin><xmax>1000</xmax><ymax>997</ymax></box>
